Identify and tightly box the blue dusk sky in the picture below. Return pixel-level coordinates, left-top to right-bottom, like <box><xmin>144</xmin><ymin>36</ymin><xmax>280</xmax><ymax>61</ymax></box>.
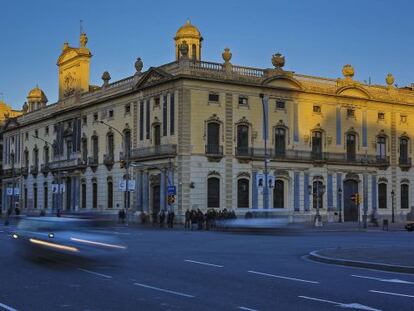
<box><xmin>1</xmin><ymin>0</ymin><xmax>413</xmax><ymax>109</ymax></box>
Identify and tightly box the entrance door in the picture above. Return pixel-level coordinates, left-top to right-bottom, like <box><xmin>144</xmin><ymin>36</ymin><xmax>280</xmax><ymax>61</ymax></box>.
<box><xmin>343</xmin><ymin>179</ymin><xmax>358</xmax><ymax>221</ymax></box>
<box><xmin>152</xmin><ymin>185</ymin><xmax>160</xmax><ymax>220</ymax></box>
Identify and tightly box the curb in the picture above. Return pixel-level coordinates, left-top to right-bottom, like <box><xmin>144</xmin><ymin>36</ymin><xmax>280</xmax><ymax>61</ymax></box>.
<box><xmin>308</xmin><ymin>249</ymin><xmax>414</xmax><ymax>274</ymax></box>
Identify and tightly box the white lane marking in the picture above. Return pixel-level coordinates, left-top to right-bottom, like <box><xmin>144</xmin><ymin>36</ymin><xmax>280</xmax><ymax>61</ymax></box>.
<box><xmin>248</xmin><ymin>270</ymin><xmax>319</xmax><ymax>284</ymax></box>
<box><xmin>133</xmin><ymin>282</ymin><xmax>194</xmax><ymax>298</ymax></box>
<box><xmin>238</xmin><ymin>306</ymin><xmax>259</xmax><ymax>311</ymax></box>
<box><xmin>77</xmin><ymin>268</ymin><xmax>112</xmax><ymax>279</ymax></box>
<box><xmin>184</xmin><ymin>259</ymin><xmax>223</xmax><ymax>268</ymax></box>
<box><xmin>0</xmin><ymin>302</ymin><xmax>18</xmax><ymax>311</ymax></box>
<box><xmin>299</xmin><ymin>296</ymin><xmax>381</xmax><ymax>311</ymax></box>
<box><xmin>352</xmin><ymin>274</ymin><xmax>414</xmax><ymax>284</ymax></box>
<box><xmin>369</xmin><ymin>290</ymin><xmax>414</xmax><ymax>298</ymax></box>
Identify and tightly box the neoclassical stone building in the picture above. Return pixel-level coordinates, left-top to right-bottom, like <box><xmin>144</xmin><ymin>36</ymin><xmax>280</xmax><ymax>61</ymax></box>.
<box><xmin>2</xmin><ymin>21</ymin><xmax>414</xmax><ymax>223</ymax></box>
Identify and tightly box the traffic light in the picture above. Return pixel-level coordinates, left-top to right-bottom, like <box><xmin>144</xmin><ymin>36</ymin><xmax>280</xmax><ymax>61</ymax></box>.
<box><xmin>351</xmin><ymin>193</ymin><xmax>361</xmax><ymax>204</ymax></box>
<box><xmin>168</xmin><ymin>194</ymin><xmax>176</xmax><ymax>205</ymax></box>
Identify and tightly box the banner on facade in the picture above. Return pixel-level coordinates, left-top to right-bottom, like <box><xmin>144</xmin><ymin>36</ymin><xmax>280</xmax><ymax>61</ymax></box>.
<box><xmin>51</xmin><ymin>184</ymin><xmax>65</xmax><ymax>194</ymax></box>
<box><xmin>6</xmin><ymin>187</ymin><xmax>20</xmax><ymax>196</ymax></box>
<box><xmin>267</xmin><ymin>175</ymin><xmax>275</xmax><ymax>188</ymax></box>
<box><xmin>118</xmin><ymin>180</ymin><xmax>135</xmax><ymax>191</ymax></box>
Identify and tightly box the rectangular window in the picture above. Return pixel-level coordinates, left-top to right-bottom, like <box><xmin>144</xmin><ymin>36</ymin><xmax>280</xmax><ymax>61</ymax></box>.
<box><xmin>25</xmin><ymin>132</ymin><xmax>29</xmax><ymax>140</ymax></box>
<box><xmin>108</xmin><ymin>109</ymin><xmax>114</xmax><ymax>119</ymax></box>
<box><xmin>93</xmin><ymin>112</ymin><xmax>98</xmax><ymax>122</ymax></box>
<box><xmin>170</xmin><ymin>93</ymin><xmax>175</xmax><ymax>135</ymax></box>
<box><xmin>163</xmin><ymin>95</ymin><xmax>167</xmax><ymax>136</ymax></box>
<box><xmin>139</xmin><ymin>101</ymin><xmax>144</xmax><ymax>141</ymax></box>
<box><xmin>45</xmin><ymin>126</ymin><xmax>49</xmax><ymax>135</ymax></box>
<box><xmin>347</xmin><ymin>109</ymin><xmax>355</xmax><ymax>118</ymax></box>
<box><xmin>125</xmin><ymin>104</ymin><xmax>131</xmax><ymax>114</ymax></box>
<box><xmin>401</xmin><ymin>115</ymin><xmax>407</xmax><ymax>123</ymax></box>
<box><xmin>146</xmin><ymin>100</ymin><xmax>150</xmax><ymax>139</ymax></box>
<box><xmin>313</xmin><ymin>105</ymin><xmax>321</xmax><ymax>114</ymax></box>
<box><xmin>81</xmin><ymin>183</ymin><xmax>87</xmax><ymax>208</ymax></box>
<box><xmin>154</xmin><ymin>96</ymin><xmax>160</xmax><ymax>107</ymax></box>
<box><xmin>92</xmin><ymin>182</ymin><xmax>98</xmax><ymax>209</ymax></box>
<box><xmin>208</xmin><ymin>93</ymin><xmax>219</xmax><ymax>103</ymax></box>
<box><xmin>238</xmin><ymin>96</ymin><xmax>248</xmax><ymax>106</ymax></box>
<box><xmin>378</xmin><ymin>112</ymin><xmax>385</xmax><ymax>120</ymax></box>
<box><xmin>276</xmin><ymin>101</ymin><xmax>285</xmax><ymax>109</ymax></box>
<box><xmin>35</xmin><ymin>130</ymin><xmax>38</xmax><ymax>138</ymax></box>
<box><xmin>82</xmin><ymin>116</ymin><xmax>87</xmax><ymax>125</ymax></box>
<box><xmin>44</xmin><ymin>185</ymin><xmax>48</xmax><ymax>209</ymax></box>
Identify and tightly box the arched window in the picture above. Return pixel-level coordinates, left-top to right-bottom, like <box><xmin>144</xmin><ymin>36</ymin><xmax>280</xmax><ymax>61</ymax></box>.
<box><xmin>206</xmin><ymin>123</ymin><xmax>220</xmax><ymax>154</ymax></box>
<box><xmin>192</xmin><ymin>44</ymin><xmax>197</xmax><ymax>60</ymax></box>
<box><xmin>313</xmin><ymin>180</ymin><xmax>324</xmax><ymax>209</ymax></box>
<box><xmin>400</xmin><ymin>137</ymin><xmax>409</xmax><ymax>164</ymax></box>
<box><xmin>346</xmin><ymin>133</ymin><xmax>356</xmax><ymax>161</ymax></box>
<box><xmin>66</xmin><ymin>140</ymin><xmax>72</xmax><ymax>160</ymax></box>
<box><xmin>44</xmin><ymin>145</ymin><xmax>49</xmax><ymax>164</ymax></box>
<box><xmin>107</xmin><ymin>133</ymin><xmax>114</xmax><ymax>160</ymax></box>
<box><xmin>237</xmin><ymin>125</ymin><xmax>249</xmax><ymax>155</ymax></box>
<box><xmin>312</xmin><ymin>131</ymin><xmax>323</xmax><ymax>159</ymax></box>
<box><xmin>107</xmin><ymin>178</ymin><xmax>113</xmax><ymax>209</ymax></box>
<box><xmin>153</xmin><ymin>124</ymin><xmax>161</xmax><ymax>147</ymax></box>
<box><xmin>378</xmin><ymin>183</ymin><xmax>387</xmax><ymax>209</ymax></box>
<box><xmin>207</xmin><ymin>177</ymin><xmax>220</xmax><ymax>208</ymax></box>
<box><xmin>273</xmin><ymin>180</ymin><xmax>285</xmax><ymax>208</ymax></box>
<box><xmin>92</xmin><ymin>135</ymin><xmax>99</xmax><ymax>161</ymax></box>
<box><xmin>275</xmin><ymin>128</ymin><xmax>286</xmax><ymax>156</ymax></box>
<box><xmin>33</xmin><ymin>184</ymin><xmax>38</xmax><ymax>209</ymax></box>
<box><xmin>33</xmin><ymin>147</ymin><xmax>39</xmax><ymax>168</ymax></box>
<box><xmin>81</xmin><ymin>138</ymin><xmax>88</xmax><ymax>162</ymax></box>
<box><xmin>81</xmin><ymin>181</ymin><xmax>87</xmax><ymax>209</ymax></box>
<box><xmin>43</xmin><ymin>182</ymin><xmax>48</xmax><ymax>209</ymax></box>
<box><xmin>237</xmin><ymin>178</ymin><xmax>249</xmax><ymax>208</ymax></box>
<box><xmin>24</xmin><ymin>150</ymin><xmax>29</xmax><ymax>168</ymax></box>
<box><xmin>92</xmin><ymin>179</ymin><xmax>98</xmax><ymax>209</ymax></box>
<box><xmin>401</xmin><ymin>184</ymin><xmax>409</xmax><ymax>209</ymax></box>
<box><xmin>377</xmin><ymin>136</ymin><xmax>386</xmax><ymax>160</ymax></box>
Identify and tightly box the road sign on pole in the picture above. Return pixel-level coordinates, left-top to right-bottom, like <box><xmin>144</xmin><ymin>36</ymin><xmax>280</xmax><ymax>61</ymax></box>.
<box><xmin>167</xmin><ymin>186</ymin><xmax>176</xmax><ymax>195</ymax></box>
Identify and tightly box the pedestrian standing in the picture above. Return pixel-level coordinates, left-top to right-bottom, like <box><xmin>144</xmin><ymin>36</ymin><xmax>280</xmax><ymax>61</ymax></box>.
<box><xmin>159</xmin><ymin>210</ymin><xmax>166</xmax><ymax>228</ymax></box>
<box><xmin>185</xmin><ymin>209</ymin><xmax>191</xmax><ymax>229</ymax></box>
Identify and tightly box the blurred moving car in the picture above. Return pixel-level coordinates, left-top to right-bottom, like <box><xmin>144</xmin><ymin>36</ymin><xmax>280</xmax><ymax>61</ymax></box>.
<box><xmin>405</xmin><ymin>221</ymin><xmax>414</xmax><ymax>231</ymax></box>
<box><xmin>215</xmin><ymin>210</ymin><xmax>290</xmax><ymax>230</ymax></box>
<box><xmin>12</xmin><ymin>217</ymin><xmax>127</xmax><ymax>260</ymax></box>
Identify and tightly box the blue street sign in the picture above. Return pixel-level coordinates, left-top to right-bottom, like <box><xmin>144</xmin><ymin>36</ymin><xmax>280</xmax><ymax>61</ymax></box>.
<box><xmin>167</xmin><ymin>186</ymin><xmax>176</xmax><ymax>195</ymax></box>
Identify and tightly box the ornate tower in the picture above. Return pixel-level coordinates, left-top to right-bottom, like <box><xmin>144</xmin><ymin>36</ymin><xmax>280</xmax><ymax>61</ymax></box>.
<box><xmin>174</xmin><ymin>20</ymin><xmax>203</xmax><ymax>61</ymax></box>
<box><xmin>56</xmin><ymin>32</ymin><xmax>92</xmax><ymax>99</ymax></box>
<box><xmin>27</xmin><ymin>86</ymin><xmax>48</xmax><ymax>112</ymax></box>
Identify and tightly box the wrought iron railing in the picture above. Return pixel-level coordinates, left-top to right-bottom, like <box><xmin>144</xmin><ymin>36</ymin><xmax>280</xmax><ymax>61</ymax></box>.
<box><xmin>129</xmin><ymin>144</ymin><xmax>177</xmax><ymax>160</ymax></box>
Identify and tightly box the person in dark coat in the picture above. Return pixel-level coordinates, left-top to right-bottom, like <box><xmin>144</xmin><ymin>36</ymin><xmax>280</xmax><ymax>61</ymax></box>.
<box><xmin>168</xmin><ymin>208</ymin><xmax>175</xmax><ymax>228</ymax></box>
<box><xmin>159</xmin><ymin>210</ymin><xmax>166</xmax><ymax>228</ymax></box>
<box><xmin>185</xmin><ymin>209</ymin><xmax>191</xmax><ymax>229</ymax></box>
<box><xmin>118</xmin><ymin>209</ymin><xmax>126</xmax><ymax>224</ymax></box>
<box><xmin>197</xmin><ymin>209</ymin><xmax>204</xmax><ymax>230</ymax></box>
<box><xmin>190</xmin><ymin>210</ymin><xmax>197</xmax><ymax>230</ymax></box>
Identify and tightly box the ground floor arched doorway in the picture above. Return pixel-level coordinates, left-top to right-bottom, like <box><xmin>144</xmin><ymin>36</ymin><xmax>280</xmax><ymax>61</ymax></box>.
<box><xmin>343</xmin><ymin>179</ymin><xmax>358</xmax><ymax>222</ymax></box>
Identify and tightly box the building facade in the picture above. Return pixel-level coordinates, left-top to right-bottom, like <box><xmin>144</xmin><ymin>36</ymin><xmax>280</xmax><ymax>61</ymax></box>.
<box><xmin>2</xmin><ymin>21</ymin><xmax>414</xmax><ymax>223</ymax></box>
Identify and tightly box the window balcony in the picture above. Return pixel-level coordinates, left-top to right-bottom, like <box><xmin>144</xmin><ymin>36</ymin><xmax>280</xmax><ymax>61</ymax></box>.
<box><xmin>235</xmin><ymin>147</ymin><xmax>253</xmax><ymax>158</ymax></box>
<box><xmin>205</xmin><ymin>144</ymin><xmax>223</xmax><ymax>158</ymax></box>
<box><xmin>129</xmin><ymin>144</ymin><xmax>177</xmax><ymax>161</ymax></box>
<box><xmin>2</xmin><ymin>168</ymin><xmax>21</xmax><ymax>178</ymax></box>
<box><xmin>48</xmin><ymin>157</ymin><xmax>87</xmax><ymax>171</ymax></box>
<box><xmin>40</xmin><ymin>163</ymin><xmax>50</xmax><ymax>174</ymax></box>
<box><xmin>103</xmin><ymin>154</ymin><xmax>115</xmax><ymax>166</ymax></box>
<box><xmin>30</xmin><ymin>165</ymin><xmax>39</xmax><ymax>176</ymax></box>
<box><xmin>399</xmin><ymin>157</ymin><xmax>411</xmax><ymax>169</ymax></box>
<box><xmin>88</xmin><ymin>156</ymin><xmax>99</xmax><ymax>167</ymax></box>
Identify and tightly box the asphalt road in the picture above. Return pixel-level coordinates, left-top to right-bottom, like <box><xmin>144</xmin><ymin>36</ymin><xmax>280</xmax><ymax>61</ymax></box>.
<box><xmin>0</xmin><ymin>224</ymin><xmax>414</xmax><ymax>311</ymax></box>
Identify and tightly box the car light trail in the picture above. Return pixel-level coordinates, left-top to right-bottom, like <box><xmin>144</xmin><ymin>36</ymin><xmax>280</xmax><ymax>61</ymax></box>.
<box><xmin>70</xmin><ymin>237</ymin><xmax>126</xmax><ymax>249</ymax></box>
<box><xmin>29</xmin><ymin>238</ymin><xmax>79</xmax><ymax>252</ymax></box>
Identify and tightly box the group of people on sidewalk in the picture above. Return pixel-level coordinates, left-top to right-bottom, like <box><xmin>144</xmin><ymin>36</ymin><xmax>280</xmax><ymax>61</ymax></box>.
<box><xmin>152</xmin><ymin>208</ymin><xmax>175</xmax><ymax>228</ymax></box>
<box><xmin>184</xmin><ymin>208</ymin><xmax>237</xmax><ymax>230</ymax></box>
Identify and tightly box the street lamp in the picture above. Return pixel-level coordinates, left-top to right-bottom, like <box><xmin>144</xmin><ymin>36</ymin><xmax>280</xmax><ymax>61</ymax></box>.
<box><xmin>338</xmin><ymin>187</ymin><xmax>342</xmax><ymax>223</ymax></box>
<box><xmin>391</xmin><ymin>189</ymin><xmax>395</xmax><ymax>223</ymax></box>
<box><xmin>98</xmin><ymin>121</ymin><xmax>130</xmax><ymax>222</ymax></box>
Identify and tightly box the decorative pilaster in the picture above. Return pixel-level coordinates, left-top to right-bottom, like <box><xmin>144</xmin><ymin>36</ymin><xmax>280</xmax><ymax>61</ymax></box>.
<box><xmin>225</xmin><ymin>93</ymin><xmax>233</xmax><ymax>209</ymax></box>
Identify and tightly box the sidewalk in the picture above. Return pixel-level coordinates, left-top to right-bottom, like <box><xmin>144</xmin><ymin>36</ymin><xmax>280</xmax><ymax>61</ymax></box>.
<box><xmin>301</xmin><ymin>221</ymin><xmax>405</xmax><ymax>232</ymax></box>
<box><xmin>309</xmin><ymin>246</ymin><xmax>414</xmax><ymax>274</ymax></box>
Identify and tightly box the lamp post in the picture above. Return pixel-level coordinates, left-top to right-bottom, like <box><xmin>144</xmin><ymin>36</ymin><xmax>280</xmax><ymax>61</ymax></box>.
<box><xmin>308</xmin><ymin>185</ymin><xmax>312</xmax><ymax>212</ymax></box>
<box><xmin>391</xmin><ymin>189</ymin><xmax>395</xmax><ymax>223</ymax></box>
<box><xmin>260</xmin><ymin>93</ymin><xmax>269</xmax><ymax>210</ymax></box>
<box><xmin>338</xmin><ymin>187</ymin><xmax>342</xmax><ymax>223</ymax></box>
<box><xmin>99</xmin><ymin>121</ymin><xmax>130</xmax><ymax>223</ymax></box>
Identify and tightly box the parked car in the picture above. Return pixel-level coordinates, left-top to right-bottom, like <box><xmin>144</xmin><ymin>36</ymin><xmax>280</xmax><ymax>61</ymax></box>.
<box><xmin>12</xmin><ymin>217</ymin><xmax>127</xmax><ymax>260</ymax></box>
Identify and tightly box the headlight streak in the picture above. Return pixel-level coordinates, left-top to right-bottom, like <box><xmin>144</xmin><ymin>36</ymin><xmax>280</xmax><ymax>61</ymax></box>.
<box><xmin>29</xmin><ymin>238</ymin><xmax>79</xmax><ymax>252</ymax></box>
<box><xmin>70</xmin><ymin>237</ymin><xmax>126</xmax><ymax>249</ymax></box>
